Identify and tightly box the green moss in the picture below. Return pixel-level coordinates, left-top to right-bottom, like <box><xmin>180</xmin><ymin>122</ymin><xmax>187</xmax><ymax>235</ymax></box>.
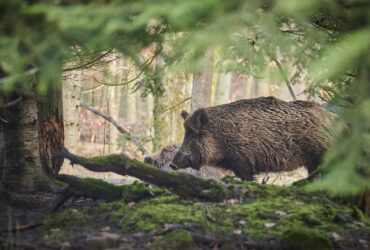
<box><xmin>43</xmin><ymin>209</ymin><xmax>91</xmax><ymax>228</ymax></box>
<box><xmin>78</xmin><ymin>179</ymin><xmax>168</xmax><ymax>202</ymax></box>
<box><xmin>146</xmin><ymin>230</ymin><xmax>197</xmax><ymax>250</ymax></box>
<box><xmin>352</xmin><ymin>206</ymin><xmax>370</xmax><ymax>224</ymax></box>
<box><xmin>40</xmin><ymin>179</ymin><xmax>370</xmax><ymax>246</ymax></box>
<box><xmin>80</xmin><ymin>178</ymin><xmax>124</xmax><ymax>201</ymax></box>
<box><xmin>120</xmin><ymin>181</ymin><xmax>169</xmax><ymax>203</ymax></box>
<box><xmin>281</xmin><ymin>227</ymin><xmax>332</xmax><ymax>250</ymax></box>
<box><xmin>44</xmin><ymin>228</ymin><xmax>71</xmax><ymax>245</ymax></box>
<box><xmin>105</xmin><ymin>182</ymin><xmax>368</xmax><ymax>240</ymax></box>
<box><xmin>87</xmin><ymin>154</ymin><xmax>123</xmax><ymax>165</ymax></box>
<box><xmin>112</xmin><ymin>197</ymin><xmax>229</xmax><ymax>232</ymax></box>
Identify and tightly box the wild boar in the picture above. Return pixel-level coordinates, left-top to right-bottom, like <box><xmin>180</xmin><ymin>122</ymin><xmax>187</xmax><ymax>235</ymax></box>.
<box><xmin>144</xmin><ymin>144</ymin><xmax>234</xmax><ymax>179</ymax></box>
<box><xmin>170</xmin><ymin>96</ymin><xmax>335</xmax><ymax>180</ymax></box>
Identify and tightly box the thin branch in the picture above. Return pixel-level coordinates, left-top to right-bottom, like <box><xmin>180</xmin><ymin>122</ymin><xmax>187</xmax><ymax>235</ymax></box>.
<box><xmin>272</xmin><ymin>58</ymin><xmax>297</xmax><ymax>101</ymax></box>
<box><xmin>96</xmin><ymin>47</ymin><xmax>161</xmax><ymax>87</ymax></box>
<box><xmin>81</xmin><ymin>84</ymin><xmax>104</xmax><ymax>93</ymax></box>
<box><xmin>63</xmin><ymin>49</ymin><xmax>113</xmax><ymax>72</ymax></box>
<box><xmin>161</xmin><ymin>97</ymin><xmax>191</xmax><ymax>113</ymax></box>
<box><xmin>81</xmin><ymin>104</ymin><xmax>149</xmax><ymax>155</ymax></box>
<box><xmin>0</xmin><ymin>95</ymin><xmax>23</xmax><ymax>110</ymax></box>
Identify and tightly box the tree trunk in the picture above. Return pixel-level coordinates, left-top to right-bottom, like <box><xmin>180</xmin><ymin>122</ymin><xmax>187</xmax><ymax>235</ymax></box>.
<box><xmin>229</xmin><ymin>74</ymin><xmax>247</xmax><ymax>101</ymax></box>
<box><xmin>214</xmin><ymin>72</ymin><xmax>231</xmax><ymax>105</ymax></box>
<box><xmin>38</xmin><ymin>86</ymin><xmax>65</xmax><ymax>175</ymax></box>
<box><xmin>152</xmin><ymin>93</ymin><xmax>165</xmax><ymax>151</ymax></box>
<box><xmin>1</xmin><ymin>94</ymin><xmax>46</xmax><ymax>192</ymax></box>
<box><xmin>0</xmin><ymin>74</ymin><xmax>64</xmax><ymax>193</ymax></box>
<box><xmin>191</xmin><ymin>54</ymin><xmax>213</xmax><ymax>112</ymax></box>
<box><xmin>152</xmin><ymin>56</ymin><xmax>166</xmax><ymax>151</ymax></box>
<box><xmin>60</xmin><ymin>69</ymin><xmax>81</xmax><ymax>174</ymax></box>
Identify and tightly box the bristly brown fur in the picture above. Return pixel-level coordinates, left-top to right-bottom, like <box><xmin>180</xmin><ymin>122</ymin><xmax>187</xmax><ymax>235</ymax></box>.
<box><xmin>173</xmin><ymin>96</ymin><xmax>336</xmax><ymax>180</ymax></box>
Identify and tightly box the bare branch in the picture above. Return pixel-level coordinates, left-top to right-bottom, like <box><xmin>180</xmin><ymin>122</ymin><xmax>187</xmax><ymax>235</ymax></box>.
<box><xmin>81</xmin><ymin>104</ymin><xmax>149</xmax><ymax>155</ymax></box>
<box><xmin>81</xmin><ymin>84</ymin><xmax>104</xmax><ymax>93</ymax></box>
<box><xmin>63</xmin><ymin>49</ymin><xmax>113</xmax><ymax>72</ymax></box>
<box><xmin>161</xmin><ymin>97</ymin><xmax>191</xmax><ymax>113</ymax></box>
<box><xmin>95</xmin><ymin>47</ymin><xmax>161</xmax><ymax>87</ymax></box>
<box><xmin>0</xmin><ymin>95</ymin><xmax>23</xmax><ymax>110</ymax></box>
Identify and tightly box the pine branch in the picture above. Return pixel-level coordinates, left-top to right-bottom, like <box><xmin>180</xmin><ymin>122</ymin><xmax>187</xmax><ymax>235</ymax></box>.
<box><xmin>272</xmin><ymin>58</ymin><xmax>297</xmax><ymax>101</ymax></box>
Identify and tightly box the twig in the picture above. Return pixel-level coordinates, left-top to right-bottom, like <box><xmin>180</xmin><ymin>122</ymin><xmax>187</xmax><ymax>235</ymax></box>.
<box><xmin>82</xmin><ymin>84</ymin><xmax>104</xmax><ymax>93</ymax></box>
<box><xmin>0</xmin><ymin>96</ymin><xmax>23</xmax><ymax>110</ymax></box>
<box><xmin>81</xmin><ymin>104</ymin><xmax>149</xmax><ymax>155</ymax></box>
<box><xmin>160</xmin><ymin>97</ymin><xmax>191</xmax><ymax>113</ymax></box>
<box><xmin>63</xmin><ymin>50</ymin><xmax>113</xmax><ymax>72</ymax></box>
<box><xmin>272</xmin><ymin>58</ymin><xmax>297</xmax><ymax>101</ymax></box>
<box><xmin>96</xmin><ymin>47</ymin><xmax>161</xmax><ymax>87</ymax></box>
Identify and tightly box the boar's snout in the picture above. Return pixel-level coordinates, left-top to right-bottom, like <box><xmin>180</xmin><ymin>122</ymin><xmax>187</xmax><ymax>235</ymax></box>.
<box><xmin>172</xmin><ymin>151</ymin><xmax>201</xmax><ymax>170</ymax></box>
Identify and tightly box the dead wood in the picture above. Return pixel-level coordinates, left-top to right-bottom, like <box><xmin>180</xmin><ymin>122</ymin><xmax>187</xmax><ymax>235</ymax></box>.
<box><xmin>54</xmin><ymin>148</ymin><xmax>241</xmax><ymax>202</ymax></box>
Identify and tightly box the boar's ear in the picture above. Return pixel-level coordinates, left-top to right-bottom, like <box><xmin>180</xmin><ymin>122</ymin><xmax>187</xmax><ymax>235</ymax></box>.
<box><xmin>194</xmin><ymin>108</ymin><xmax>210</xmax><ymax>130</ymax></box>
<box><xmin>181</xmin><ymin>110</ymin><xmax>189</xmax><ymax>120</ymax></box>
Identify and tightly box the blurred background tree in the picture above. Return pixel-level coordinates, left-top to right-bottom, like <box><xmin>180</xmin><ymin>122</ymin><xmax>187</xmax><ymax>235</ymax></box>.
<box><xmin>0</xmin><ymin>0</ymin><xmax>369</xmax><ymax>195</ymax></box>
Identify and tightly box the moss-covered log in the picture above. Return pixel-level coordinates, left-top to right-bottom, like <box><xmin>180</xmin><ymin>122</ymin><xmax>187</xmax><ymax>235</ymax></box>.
<box><xmin>54</xmin><ymin>148</ymin><xmax>240</xmax><ymax>201</ymax></box>
<box><xmin>56</xmin><ymin>174</ymin><xmax>167</xmax><ymax>203</ymax></box>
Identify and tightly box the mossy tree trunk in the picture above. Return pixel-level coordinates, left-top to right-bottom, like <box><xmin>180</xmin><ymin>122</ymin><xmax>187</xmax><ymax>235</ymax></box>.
<box><xmin>55</xmin><ymin>149</ymin><xmax>238</xmax><ymax>201</ymax></box>
<box><xmin>0</xmin><ymin>85</ymin><xmax>64</xmax><ymax>193</ymax></box>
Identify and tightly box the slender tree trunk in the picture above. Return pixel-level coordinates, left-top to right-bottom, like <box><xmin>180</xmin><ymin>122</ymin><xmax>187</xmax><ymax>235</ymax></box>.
<box><xmin>152</xmin><ymin>55</ymin><xmax>166</xmax><ymax>151</ymax></box>
<box><xmin>214</xmin><ymin>72</ymin><xmax>231</xmax><ymax>105</ymax></box>
<box><xmin>60</xmin><ymin>70</ymin><xmax>81</xmax><ymax>174</ymax></box>
<box><xmin>191</xmin><ymin>54</ymin><xmax>213</xmax><ymax>112</ymax></box>
<box><xmin>152</xmin><ymin>93</ymin><xmax>165</xmax><ymax>151</ymax></box>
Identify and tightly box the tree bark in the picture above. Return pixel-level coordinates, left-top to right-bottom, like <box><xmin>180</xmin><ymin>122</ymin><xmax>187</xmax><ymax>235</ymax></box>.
<box><xmin>1</xmin><ymin>94</ymin><xmax>46</xmax><ymax>192</ymax></box>
<box><xmin>38</xmin><ymin>86</ymin><xmax>64</xmax><ymax>175</ymax></box>
<box><xmin>0</xmin><ymin>75</ymin><xmax>64</xmax><ymax>192</ymax></box>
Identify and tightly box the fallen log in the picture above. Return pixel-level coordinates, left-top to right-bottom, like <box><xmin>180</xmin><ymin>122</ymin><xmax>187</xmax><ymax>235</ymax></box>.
<box><xmin>54</xmin><ymin>148</ymin><xmax>240</xmax><ymax>202</ymax></box>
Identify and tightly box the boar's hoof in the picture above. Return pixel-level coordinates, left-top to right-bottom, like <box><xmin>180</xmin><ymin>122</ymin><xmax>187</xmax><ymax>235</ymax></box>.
<box><xmin>169</xmin><ymin>163</ymin><xmax>179</xmax><ymax>170</ymax></box>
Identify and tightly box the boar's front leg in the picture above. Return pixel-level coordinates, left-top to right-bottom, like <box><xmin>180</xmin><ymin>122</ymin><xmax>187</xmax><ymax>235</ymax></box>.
<box><xmin>233</xmin><ymin>164</ymin><xmax>255</xmax><ymax>181</ymax></box>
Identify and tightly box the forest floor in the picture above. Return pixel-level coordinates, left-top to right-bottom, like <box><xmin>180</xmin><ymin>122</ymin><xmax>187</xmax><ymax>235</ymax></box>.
<box><xmin>0</xmin><ymin>179</ymin><xmax>369</xmax><ymax>250</ymax></box>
